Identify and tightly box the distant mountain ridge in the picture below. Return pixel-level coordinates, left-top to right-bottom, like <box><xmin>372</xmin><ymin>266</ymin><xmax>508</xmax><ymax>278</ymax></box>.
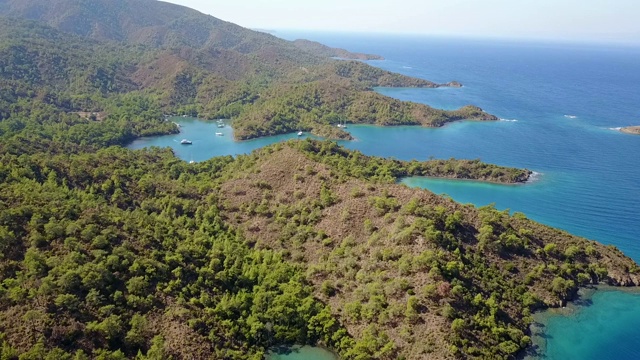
<box><xmin>0</xmin><ymin>0</ymin><xmax>379</xmax><ymax>61</ymax></box>
<box><xmin>0</xmin><ymin>0</ymin><xmax>495</xmax><ymax>140</ymax></box>
<box><xmin>292</xmin><ymin>39</ymin><xmax>384</xmax><ymax>60</ymax></box>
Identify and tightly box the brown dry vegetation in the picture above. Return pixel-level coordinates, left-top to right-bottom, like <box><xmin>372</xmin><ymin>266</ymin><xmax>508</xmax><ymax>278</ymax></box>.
<box><xmin>216</xmin><ymin>143</ymin><xmax>640</xmax><ymax>359</ymax></box>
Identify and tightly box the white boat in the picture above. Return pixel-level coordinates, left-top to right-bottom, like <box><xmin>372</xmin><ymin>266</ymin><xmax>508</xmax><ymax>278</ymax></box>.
<box><xmin>217</xmin><ymin>124</ymin><xmax>225</xmax><ymax>128</ymax></box>
<box><xmin>180</xmin><ymin>139</ymin><xmax>192</xmax><ymax>145</ymax></box>
<box><xmin>297</xmin><ymin>131</ymin><xmax>303</xmax><ymax>136</ymax></box>
<box><xmin>215</xmin><ymin>132</ymin><xmax>224</xmax><ymax>136</ymax></box>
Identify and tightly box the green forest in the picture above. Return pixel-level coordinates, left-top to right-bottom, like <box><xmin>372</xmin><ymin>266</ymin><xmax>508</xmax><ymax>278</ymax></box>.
<box><xmin>0</xmin><ymin>17</ymin><xmax>496</xmax><ymax>144</ymax></box>
<box><xmin>1</xmin><ymin>136</ymin><xmax>637</xmax><ymax>359</ymax></box>
<box><xmin>0</xmin><ymin>1</ymin><xmax>639</xmax><ymax>359</ymax></box>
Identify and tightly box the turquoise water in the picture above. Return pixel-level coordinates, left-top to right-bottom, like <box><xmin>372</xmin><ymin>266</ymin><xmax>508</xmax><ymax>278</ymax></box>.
<box><xmin>127</xmin><ymin>118</ymin><xmax>315</xmax><ymax>161</ymax></box>
<box><xmin>128</xmin><ymin>35</ymin><xmax>640</xmax><ymax>359</ymax></box>
<box><xmin>530</xmin><ymin>289</ymin><xmax>640</xmax><ymax>359</ymax></box>
<box><xmin>344</xmin><ymin>119</ymin><xmax>640</xmax><ymax>260</ymax></box>
<box><xmin>266</xmin><ymin>346</ymin><xmax>337</xmax><ymax>360</ymax></box>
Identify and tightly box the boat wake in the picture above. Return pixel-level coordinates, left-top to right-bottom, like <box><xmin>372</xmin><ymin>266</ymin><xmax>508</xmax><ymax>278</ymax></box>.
<box><xmin>402</xmin><ymin>66</ymin><xmax>413</xmax><ymax>69</ymax></box>
<box><xmin>608</xmin><ymin>127</ymin><xmax>623</xmax><ymax>131</ymax></box>
<box><xmin>500</xmin><ymin>118</ymin><xmax>518</xmax><ymax>122</ymax></box>
<box><xmin>564</xmin><ymin>115</ymin><xmax>578</xmax><ymax>119</ymax></box>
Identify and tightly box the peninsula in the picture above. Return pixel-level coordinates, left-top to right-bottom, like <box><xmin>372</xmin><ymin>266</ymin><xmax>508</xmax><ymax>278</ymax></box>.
<box><xmin>0</xmin><ymin>0</ymin><xmax>494</xmax><ymax>143</ymax></box>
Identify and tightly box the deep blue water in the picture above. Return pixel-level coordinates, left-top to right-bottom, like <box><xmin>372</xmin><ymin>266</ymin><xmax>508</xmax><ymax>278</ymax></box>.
<box><xmin>129</xmin><ymin>33</ymin><xmax>640</xmax><ymax>359</ymax></box>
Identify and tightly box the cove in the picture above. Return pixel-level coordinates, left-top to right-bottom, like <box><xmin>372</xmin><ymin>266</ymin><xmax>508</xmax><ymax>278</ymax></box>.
<box><xmin>126</xmin><ymin>117</ymin><xmax>318</xmax><ymax>161</ymax></box>
<box><xmin>524</xmin><ymin>288</ymin><xmax>640</xmax><ymax>360</ymax></box>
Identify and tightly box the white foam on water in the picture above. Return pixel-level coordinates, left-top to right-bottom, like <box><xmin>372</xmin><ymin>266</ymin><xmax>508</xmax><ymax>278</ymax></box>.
<box><xmin>527</xmin><ymin>171</ymin><xmax>542</xmax><ymax>183</ymax></box>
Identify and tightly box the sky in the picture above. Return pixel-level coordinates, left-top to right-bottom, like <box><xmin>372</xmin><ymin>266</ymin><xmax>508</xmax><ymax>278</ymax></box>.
<box><xmin>164</xmin><ymin>0</ymin><xmax>639</xmax><ymax>44</ymax></box>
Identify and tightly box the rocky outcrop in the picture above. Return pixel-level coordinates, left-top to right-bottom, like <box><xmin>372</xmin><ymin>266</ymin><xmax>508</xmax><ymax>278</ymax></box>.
<box><xmin>443</xmin><ymin>81</ymin><xmax>463</xmax><ymax>88</ymax></box>
<box><xmin>514</xmin><ymin>170</ymin><xmax>534</xmax><ymax>183</ymax></box>
<box><xmin>606</xmin><ymin>272</ymin><xmax>640</xmax><ymax>286</ymax></box>
<box><xmin>620</xmin><ymin>126</ymin><xmax>640</xmax><ymax>135</ymax></box>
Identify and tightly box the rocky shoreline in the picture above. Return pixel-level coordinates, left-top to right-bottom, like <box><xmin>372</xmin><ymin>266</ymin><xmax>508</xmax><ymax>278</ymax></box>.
<box><xmin>620</xmin><ymin>126</ymin><xmax>640</xmax><ymax>135</ymax></box>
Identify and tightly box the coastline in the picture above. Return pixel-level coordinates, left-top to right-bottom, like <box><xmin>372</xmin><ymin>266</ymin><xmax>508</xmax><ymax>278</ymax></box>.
<box><xmin>233</xmin><ymin>119</ymin><xmax>493</xmax><ymax>141</ymax></box>
<box><xmin>520</xmin><ymin>285</ymin><xmax>640</xmax><ymax>359</ymax></box>
<box><xmin>402</xmin><ymin>172</ymin><xmax>532</xmax><ymax>186</ymax></box>
<box><xmin>266</xmin><ymin>344</ymin><xmax>339</xmax><ymax>360</ymax></box>
<box><xmin>232</xmin><ymin>115</ymin><xmax>498</xmax><ymax>142</ymax></box>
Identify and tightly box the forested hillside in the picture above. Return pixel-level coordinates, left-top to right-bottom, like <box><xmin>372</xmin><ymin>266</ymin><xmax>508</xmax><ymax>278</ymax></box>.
<box><xmin>1</xmin><ymin>1</ymin><xmax>638</xmax><ymax>359</ymax></box>
<box><xmin>0</xmin><ymin>139</ymin><xmax>637</xmax><ymax>360</ymax></box>
<box><xmin>0</xmin><ymin>0</ymin><xmax>496</xmax><ymax>140</ymax></box>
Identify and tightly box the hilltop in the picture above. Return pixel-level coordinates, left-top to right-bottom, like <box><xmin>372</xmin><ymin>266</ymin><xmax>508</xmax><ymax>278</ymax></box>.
<box><xmin>0</xmin><ymin>0</ymin><xmax>495</xmax><ymax>141</ymax></box>
<box><xmin>0</xmin><ymin>139</ymin><xmax>637</xmax><ymax>360</ymax></box>
<box><xmin>217</xmin><ymin>141</ymin><xmax>640</xmax><ymax>358</ymax></box>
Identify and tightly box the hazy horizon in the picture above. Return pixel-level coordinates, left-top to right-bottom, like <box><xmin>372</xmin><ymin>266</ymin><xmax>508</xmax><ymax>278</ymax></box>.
<box><xmin>164</xmin><ymin>0</ymin><xmax>640</xmax><ymax>45</ymax></box>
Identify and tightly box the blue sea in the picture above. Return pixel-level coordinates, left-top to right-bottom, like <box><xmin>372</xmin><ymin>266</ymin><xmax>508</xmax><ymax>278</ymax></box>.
<box><xmin>129</xmin><ymin>33</ymin><xmax>640</xmax><ymax>359</ymax></box>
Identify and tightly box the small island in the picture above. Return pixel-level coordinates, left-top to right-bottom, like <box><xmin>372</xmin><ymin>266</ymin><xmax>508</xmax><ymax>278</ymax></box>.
<box><xmin>620</xmin><ymin>126</ymin><xmax>640</xmax><ymax>135</ymax></box>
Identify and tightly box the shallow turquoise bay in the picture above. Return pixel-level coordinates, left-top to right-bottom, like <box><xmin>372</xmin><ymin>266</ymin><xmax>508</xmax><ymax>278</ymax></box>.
<box><xmin>266</xmin><ymin>346</ymin><xmax>337</xmax><ymax>360</ymax></box>
<box><xmin>127</xmin><ymin>118</ymin><xmax>313</xmax><ymax>161</ymax></box>
<box><xmin>527</xmin><ymin>290</ymin><xmax>640</xmax><ymax>360</ymax></box>
<box><xmin>128</xmin><ymin>35</ymin><xmax>640</xmax><ymax>359</ymax></box>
